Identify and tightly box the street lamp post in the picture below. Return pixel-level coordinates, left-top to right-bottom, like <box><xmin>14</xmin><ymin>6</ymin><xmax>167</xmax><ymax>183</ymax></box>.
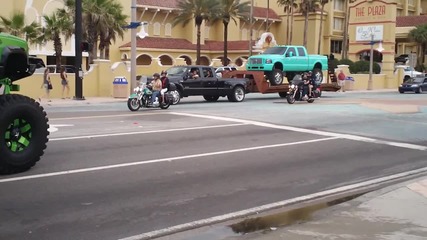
<box><xmin>249</xmin><ymin>0</ymin><xmax>253</xmax><ymax>56</ymax></box>
<box><xmin>131</xmin><ymin>0</ymin><xmax>137</xmax><ymax>92</ymax></box>
<box><xmin>74</xmin><ymin>0</ymin><xmax>84</xmax><ymax>100</ymax></box>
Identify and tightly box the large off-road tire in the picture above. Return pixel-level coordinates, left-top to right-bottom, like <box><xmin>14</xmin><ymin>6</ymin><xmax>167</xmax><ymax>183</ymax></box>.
<box><xmin>203</xmin><ymin>95</ymin><xmax>220</xmax><ymax>102</ymax></box>
<box><xmin>0</xmin><ymin>94</ymin><xmax>49</xmax><ymax>174</ymax></box>
<box><xmin>227</xmin><ymin>86</ymin><xmax>245</xmax><ymax>102</ymax></box>
<box><xmin>127</xmin><ymin>98</ymin><xmax>141</xmax><ymax>111</ymax></box>
<box><xmin>278</xmin><ymin>92</ymin><xmax>287</xmax><ymax>98</ymax></box>
<box><xmin>267</xmin><ymin>69</ymin><xmax>283</xmax><ymax>85</ymax></box>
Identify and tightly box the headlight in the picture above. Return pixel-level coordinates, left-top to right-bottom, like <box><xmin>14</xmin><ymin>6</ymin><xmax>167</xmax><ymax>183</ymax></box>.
<box><xmin>265</xmin><ymin>59</ymin><xmax>272</xmax><ymax>64</ymax></box>
<box><xmin>412</xmin><ymin>84</ymin><xmax>419</xmax><ymax>87</ymax></box>
<box><xmin>399</xmin><ymin>84</ymin><xmax>402</xmax><ymax>87</ymax></box>
<box><xmin>290</xmin><ymin>84</ymin><xmax>296</xmax><ymax>89</ymax></box>
<box><xmin>134</xmin><ymin>87</ymin><xmax>141</xmax><ymax>92</ymax></box>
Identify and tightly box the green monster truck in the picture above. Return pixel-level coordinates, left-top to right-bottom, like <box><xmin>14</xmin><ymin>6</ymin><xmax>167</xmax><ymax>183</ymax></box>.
<box><xmin>0</xmin><ymin>33</ymin><xmax>49</xmax><ymax>174</ymax></box>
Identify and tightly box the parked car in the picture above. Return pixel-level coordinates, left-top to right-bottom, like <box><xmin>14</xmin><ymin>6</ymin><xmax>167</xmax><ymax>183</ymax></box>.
<box><xmin>394</xmin><ymin>54</ymin><xmax>409</xmax><ymax>64</ymax></box>
<box><xmin>35</xmin><ymin>65</ymin><xmax>76</xmax><ymax>74</ymax></box>
<box><xmin>399</xmin><ymin>76</ymin><xmax>427</xmax><ymax>93</ymax></box>
<box><xmin>400</xmin><ymin>66</ymin><xmax>423</xmax><ymax>82</ymax></box>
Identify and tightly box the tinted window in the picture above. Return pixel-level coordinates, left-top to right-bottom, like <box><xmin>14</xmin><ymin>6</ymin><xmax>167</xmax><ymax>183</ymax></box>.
<box><xmin>407</xmin><ymin>78</ymin><xmax>423</xmax><ymax>83</ymax></box>
<box><xmin>166</xmin><ymin>66</ymin><xmax>188</xmax><ymax>75</ymax></box>
<box><xmin>262</xmin><ymin>47</ymin><xmax>288</xmax><ymax>55</ymax></box>
<box><xmin>286</xmin><ymin>47</ymin><xmax>297</xmax><ymax>57</ymax></box>
<box><xmin>297</xmin><ymin>47</ymin><xmax>306</xmax><ymax>56</ymax></box>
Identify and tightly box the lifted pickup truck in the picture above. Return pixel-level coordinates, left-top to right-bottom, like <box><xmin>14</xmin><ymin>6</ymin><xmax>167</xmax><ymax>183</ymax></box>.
<box><xmin>0</xmin><ymin>33</ymin><xmax>49</xmax><ymax>174</ymax></box>
<box><xmin>246</xmin><ymin>45</ymin><xmax>328</xmax><ymax>85</ymax></box>
<box><xmin>164</xmin><ymin>65</ymin><xmax>249</xmax><ymax>102</ymax></box>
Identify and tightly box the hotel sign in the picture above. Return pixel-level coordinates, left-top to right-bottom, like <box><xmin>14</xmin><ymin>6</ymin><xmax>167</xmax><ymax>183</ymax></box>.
<box><xmin>353</xmin><ymin>3</ymin><xmax>388</xmax><ymax>21</ymax></box>
<box><xmin>355</xmin><ymin>25</ymin><xmax>383</xmax><ymax>41</ymax></box>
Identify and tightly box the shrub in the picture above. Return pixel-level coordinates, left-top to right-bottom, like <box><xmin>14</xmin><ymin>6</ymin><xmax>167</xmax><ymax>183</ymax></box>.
<box><xmin>338</xmin><ymin>58</ymin><xmax>354</xmax><ymax>67</ymax></box>
<box><xmin>349</xmin><ymin>60</ymin><xmax>381</xmax><ymax>74</ymax></box>
<box><xmin>329</xmin><ymin>58</ymin><xmax>340</xmax><ymax>69</ymax></box>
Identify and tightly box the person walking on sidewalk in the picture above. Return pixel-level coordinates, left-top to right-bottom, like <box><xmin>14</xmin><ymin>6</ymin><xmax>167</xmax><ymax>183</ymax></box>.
<box><xmin>39</xmin><ymin>68</ymin><xmax>52</xmax><ymax>102</ymax></box>
<box><xmin>338</xmin><ymin>70</ymin><xmax>346</xmax><ymax>92</ymax></box>
<box><xmin>60</xmin><ymin>66</ymin><xmax>70</xmax><ymax>99</ymax></box>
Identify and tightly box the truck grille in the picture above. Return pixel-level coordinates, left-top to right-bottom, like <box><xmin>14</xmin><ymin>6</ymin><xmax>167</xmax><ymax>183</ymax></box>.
<box><xmin>249</xmin><ymin>58</ymin><xmax>262</xmax><ymax>64</ymax></box>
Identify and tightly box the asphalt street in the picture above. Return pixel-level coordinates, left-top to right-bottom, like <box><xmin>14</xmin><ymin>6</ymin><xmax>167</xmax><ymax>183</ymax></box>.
<box><xmin>0</xmin><ymin>92</ymin><xmax>426</xmax><ymax>240</ymax></box>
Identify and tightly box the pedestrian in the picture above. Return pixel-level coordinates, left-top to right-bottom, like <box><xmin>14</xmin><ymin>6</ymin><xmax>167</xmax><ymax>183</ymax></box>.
<box><xmin>60</xmin><ymin>66</ymin><xmax>70</xmax><ymax>99</ymax></box>
<box><xmin>337</xmin><ymin>69</ymin><xmax>346</xmax><ymax>92</ymax></box>
<box><xmin>39</xmin><ymin>68</ymin><xmax>52</xmax><ymax>102</ymax></box>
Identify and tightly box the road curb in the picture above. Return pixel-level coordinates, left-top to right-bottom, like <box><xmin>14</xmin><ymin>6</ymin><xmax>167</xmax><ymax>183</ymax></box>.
<box><xmin>120</xmin><ymin>168</ymin><xmax>427</xmax><ymax>240</ymax></box>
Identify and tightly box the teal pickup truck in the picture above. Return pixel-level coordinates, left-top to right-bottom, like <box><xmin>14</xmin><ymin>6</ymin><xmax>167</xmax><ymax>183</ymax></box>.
<box><xmin>246</xmin><ymin>45</ymin><xmax>328</xmax><ymax>85</ymax></box>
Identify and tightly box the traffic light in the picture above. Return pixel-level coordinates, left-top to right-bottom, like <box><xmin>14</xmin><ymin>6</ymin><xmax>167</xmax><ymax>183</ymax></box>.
<box><xmin>80</xmin><ymin>41</ymin><xmax>92</xmax><ymax>52</ymax></box>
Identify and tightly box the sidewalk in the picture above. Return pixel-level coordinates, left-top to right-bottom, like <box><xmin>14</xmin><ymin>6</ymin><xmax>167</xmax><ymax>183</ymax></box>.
<box><xmin>36</xmin><ymin>96</ymin><xmax>127</xmax><ymax>107</ymax></box>
<box><xmin>155</xmin><ymin>176</ymin><xmax>427</xmax><ymax>240</ymax></box>
<box><xmin>225</xmin><ymin>176</ymin><xmax>427</xmax><ymax>240</ymax></box>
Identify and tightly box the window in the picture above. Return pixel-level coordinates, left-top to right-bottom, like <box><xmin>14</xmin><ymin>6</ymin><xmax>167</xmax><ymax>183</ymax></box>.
<box><xmin>204</xmin><ymin>26</ymin><xmax>210</xmax><ymax>39</ymax></box>
<box><xmin>333</xmin><ymin>17</ymin><xmax>344</xmax><ymax>30</ymax></box>
<box><xmin>165</xmin><ymin>23</ymin><xmax>172</xmax><ymax>36</ymax></box>
<box><xmin>334</xmin><ymin>0</ymin><xmax>344</xmax><ymax>11</ymax></box>
<box><xmin>408</xmin><ymin>0</ymin><xmax>415</xmax><ymax>6</ymax></box>
<box><xmin>153</xmin><ymin>22</ymin><xmax>160</xmax><ymax>36</ymax></box>
<box><xmin>297</xmin><ymin>47</ymin><xmax>306</xmax><ymax>56</ymax></box>
<box><xmin>397</xmin><ymin>10</ymin><xmax>402</xmax><ymax>16</ymax></box>
<box><xmin>242</xmin><ymin>29</ymin><xmax>248</xmax><ymax>40</ymax></box>
<box><xmin>286</xmin><ymin>47</ymin><xmax>297</xmax><ymax>57</ymax></box>
<box><xmin>331</xmin><ymin>40</ymin><xmax>342</xmax><ymax>54</ymax></box>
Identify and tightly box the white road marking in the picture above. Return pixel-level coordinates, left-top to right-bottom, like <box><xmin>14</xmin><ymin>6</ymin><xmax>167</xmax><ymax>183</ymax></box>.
<box><xmin>0</xmin><ymin>137</ymin><xmax>337</xmax><ymax>183</ymax></box>
<box><xmin>168</xmin><ymin>112</ymin><xmax>427</xmax><ymax>151</ymax></box>
<box><xmin>119</xmin><ymin>166</ymin><xmax>427</xmax><ymax>240</ymax></box>
<box><xmin>49</xmin><ymin>123</ymin><xmax>247</xmax><ymax>141</ymax></box>
<box><xmin>48</xmin><ymin>124</ymin><xmax>74</xmax><ymax>133</ymax></box>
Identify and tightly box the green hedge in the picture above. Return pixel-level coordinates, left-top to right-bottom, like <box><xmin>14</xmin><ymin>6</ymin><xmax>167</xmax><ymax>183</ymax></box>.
<box><xmin>349</xmin><ymin>60</ymin><xmax>381</xmax><ymax>74</ymax></box>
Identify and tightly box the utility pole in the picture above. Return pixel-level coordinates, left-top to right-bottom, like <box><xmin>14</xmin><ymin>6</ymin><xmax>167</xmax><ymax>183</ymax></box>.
<box><xmin>74</xmin><ymin>0</ymin><xmax>84</xmax><ymax>100</ymax></box>
<box><xmin>266</xmin><ymin>0</ymin><xmax>269</xmax><ymax>32</ymax></box>
<box><xmin>131</xmin><ymin>0</ymin><xmax>137</xmax><ymax>92</ymax></box>
<box><xmin>249</xmin><ymin>0</ymin><xmax>254</xmax><ymax>56</ymax></box>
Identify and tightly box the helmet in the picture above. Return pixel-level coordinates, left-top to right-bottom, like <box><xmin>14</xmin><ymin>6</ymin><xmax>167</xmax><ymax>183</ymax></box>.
<box><xmin>153</xmin><ymin>73</ymin><xmax>160</xmax><ymax>78</ymax></box>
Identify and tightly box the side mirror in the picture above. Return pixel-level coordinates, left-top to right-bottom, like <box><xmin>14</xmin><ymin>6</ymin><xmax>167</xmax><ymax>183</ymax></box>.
<box><xmin>285</xmin><ymin>53</ymin><xmax>289</xmax><ymax>57</ymax></box>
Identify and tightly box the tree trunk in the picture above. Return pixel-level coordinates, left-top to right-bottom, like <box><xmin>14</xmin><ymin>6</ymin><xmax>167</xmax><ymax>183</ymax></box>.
<box><xmin>196</xmin><ymin>24</ymin><xmax>201</xmax><ymax>65</ymax></box>
<box><xmin>303</xmin><ymin>10</ymin><xmax>308</xmax><ymax>47</ymax></box>
<box><xmin>105</xmin><ymin>44</ymin><xmax>110</xmax><ymax>60</ymax></box>
<box><xmin>286</xmin><ymin>8</ymin><xmax>290</xmax><ymax>45</ymax></box>
<box><xmin>87</xmin><ymin>27</ymin><xmax>97</xmax><ymax>64</ymax></box>
<box><xmin>223</xmin><ymin>21</ymin><xmax>229</xmax><ymax>66</ymax></box>
<box><xmin>290</xmin><ymin>0</ymin><xmax>294</xmax><ymax>44</ymax></box>
<box><xmin>317</xmin><ymin>4</ymin><xmax>325</xmax><ymax>54</ymax></box>
<box><xmin>342</xmin><ymin>1</ymin><xmax>350</xmax><ymax>59</ymax></box>
<box><xmin>54</xmin><ymin>36</ymin><xmax>62</xmax><ymax>72</ymax></box>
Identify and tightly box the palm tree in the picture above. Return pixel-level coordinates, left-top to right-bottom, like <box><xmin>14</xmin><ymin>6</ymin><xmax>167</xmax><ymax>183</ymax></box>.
<box><xmin>317</xmin><ymin>0</ymin><xmax>329</xmax><ymax>54</ymax></box>
<box><xmin>42</xmin><ymin>11</ymin><xmax>74</xmax><ymax>71</ymax></box>
<box><xmin>173</xmin><ymin>0</ymin><xmax>220</xmax><ymax>65</ymax></box>
<box><xmin>0</xmin><ymin>11</ymin><xmax>42</xmax><ymax>44</ymax></box>
<box><xmin>216</xmin><ymin>0</ymin><xmax>250</xmax><ymax>66</ymax></box>
<box><xmin>277</xmin><ymin>0</ymin><xmax>297</xmax><ymax>45</ymax></box>
<box><xmin>408</xmin><ymin>24</ymin><xmax>427</xmax><ymax>67</ymax></box>
<box><xmin>298</xmin><ymin>0</ymin><xmax>319</xmax><ymax>47</ymax></box>
<box><xmin>98</xmin><ymin>2</ymin><xmax>127</xmax><ymax>59</ymax></box>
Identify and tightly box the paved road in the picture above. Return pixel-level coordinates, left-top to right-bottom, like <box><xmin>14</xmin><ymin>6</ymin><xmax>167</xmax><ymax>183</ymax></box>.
<box><xmin>0</xmin><ymin>92</ymin><xmax>426</xmax><ymax>240</ymax></box>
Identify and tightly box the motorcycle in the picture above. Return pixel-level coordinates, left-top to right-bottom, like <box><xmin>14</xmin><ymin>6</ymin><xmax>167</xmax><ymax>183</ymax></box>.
<box><xmin>127</xmin><ymin>82</ymin><xmax>176</xmax><ymax>111</ymax></box>
<box><xmin>286</xmin><ymin>79</ymin><xmax>315</xmax><ymax>104</ymax></box>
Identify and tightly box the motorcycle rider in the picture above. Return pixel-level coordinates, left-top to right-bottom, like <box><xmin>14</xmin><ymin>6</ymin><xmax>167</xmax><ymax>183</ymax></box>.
<box><xmin>301</xmin><ymin>74</ymin><xmax>311</xmax><ymax>100</ymax></box>
<box><xmin>160</xmin><ymin>70</ymin><xmax>170</xmax><ymax>103</ymax></box>
<box><xmin>150</xmin><ymin>73</ymin><xmax>162</xmax><ymax>105</ymax></box>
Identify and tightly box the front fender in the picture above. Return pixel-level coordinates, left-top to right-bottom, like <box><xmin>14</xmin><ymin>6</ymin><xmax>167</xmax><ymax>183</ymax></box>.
<box><xmin>128</xmin><ymin>93</ymin><xmax>138</xmax><ymax>99</ymax></box>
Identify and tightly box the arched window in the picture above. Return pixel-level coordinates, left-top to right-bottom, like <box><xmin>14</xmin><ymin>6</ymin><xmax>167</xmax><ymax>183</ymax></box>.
<box><xmin>200</xmin><ymin>56</ymin><xmax>210</xmax><ymax>66</ymax></box>
<box><xmin>178</xmin><ymin>55</ymin><xmax>192</xmax><ymax>65</ymax></box>
<box><xmin>241</xmin><ymin>29</ymin><xmax>248</xmax><ymax>41</ymax></box>
<box><xmin>159</xmin><ymin>55</ymin><xmax>173</xmax><ymax>66</ymax></box>
<box><xmin>165</xmin><ymin>23</ymin><xmax>172</xmax><ymax>36</ymax></box>
<box><xmin>204</xmin><ymin>26</ymin><xmax>210</xmax><ymax>39</ymax></box>
<box><xmin>153</xmin><ymin>22</ymin><xmax>161</xmax><ymax>36</ymax></box>
<box><xmin>136</xmin><ymin>54</ymin><xmax>152</xmax><ymax>65</ymax></box>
